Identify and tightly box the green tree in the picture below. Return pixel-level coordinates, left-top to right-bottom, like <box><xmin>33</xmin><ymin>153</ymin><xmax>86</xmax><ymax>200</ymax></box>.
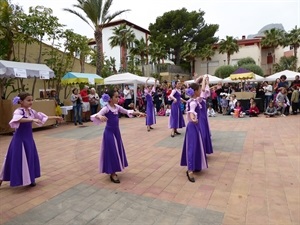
<box><xmin>273</xmin><ymin>56</ymin><xmax>297</xmax><ymax>72</ymax></box>
<box><xmin>199</xmin><ymin>44</ymin><xmax>215</xmax><ymax>74</ymax></box>
<box><xmin>239</xmin><ymin>64</ymin><xmax>264</xmax><ymax>76</ymax></box>
<box><xmin>181</xmin><ymin>42</ymin><xmax>200</xmax><ymax>76</ymax></box>
<box><xmin>109</xmin><ymin>24</ymin><xmax>135</xmax><ymax>72</ymax></box>
<box><xmin>214</xmin><ymin>65</ymin><xmax>235</xmax><ymax>78</ymax></box>
<box><xmin>130</xmin><ymin>37</ymin><xmax>148</xmax><ymax>75</ymax></box>
<box><xmin>149</xmin><ymin>42</ymin><xmax>167</xmax><ymax>77</ymax></box>
<box><xmin>285</xmin><ymin>26</ymin><xmax>300</xmax><ymax>70</ymax></box>
<box><xmin>149</xmin><ymin>8</ymin><xmax>218</xmax><ymax>65</ymax></box>
<box><xmin>219</xmin><ymin>36</ymin><xmax>239</xmax><ymax>65</ymax></box>
<box><xmin>64</xmin><ymin>0</ymin><xmax>130</xmax><ymax>75</ymax></box>
<box><xmin>237</xmin><ymin>57</ymin><xmax>256</xmax><ymax>67</ymax></box>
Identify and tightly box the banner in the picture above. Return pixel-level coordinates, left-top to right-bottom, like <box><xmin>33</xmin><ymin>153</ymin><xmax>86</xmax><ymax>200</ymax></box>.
<box><xmin>13</xmin><ymin>68</ymin><xmax>27</xmax><ymax>78</ymax></box>
<box><xmin>40</xmin><ymin>71</ymin><xmax>50</xmax><ymax>79</ymax></box>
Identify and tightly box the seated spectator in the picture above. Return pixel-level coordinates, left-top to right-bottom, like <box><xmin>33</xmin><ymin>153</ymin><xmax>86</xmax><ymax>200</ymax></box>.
<box><xmin>249</xmin><ymin>101</ymin><xmax>260</xmax><ymax>117</ymax></box>
<box><xmin>227</xmin><ymin>94</ymin><xmax>237</xmax><ymax>115</ymax></box>
<box><xmin>276</xmin><ymin>87</ymin><xmax>290</xmax><ymax>117</ymax></box>
<box><xmin>231</xmin><ymin>101</ymin><xmax>245</xmax><ymax>118</ymax></box>
<box><xmin>207</xmin><ymin>105</ymin><xmax>216</xmax><ymax>117</ymax></box>
<box><xmin>264</xmin><ymin>101</ymin><xmax>277</xmax><ymax>117</ymax></box>
<box><xmin>157</xmin><ymin>104</ymin><xmax>166</xmax><ymax>116</ymax></box>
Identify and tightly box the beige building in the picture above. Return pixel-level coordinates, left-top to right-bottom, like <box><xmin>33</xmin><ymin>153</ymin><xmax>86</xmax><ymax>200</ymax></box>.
<box><xmin>195</xmin><ymin>37</ymin><xmax>300</xmax><ymax>76</ymax></box>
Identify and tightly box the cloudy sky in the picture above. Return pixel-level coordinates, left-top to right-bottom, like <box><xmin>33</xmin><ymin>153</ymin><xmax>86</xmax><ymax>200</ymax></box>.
<box><xmin>15</xmin><ymin>0</ymin><xmax>299</xmax><ymax>40</ymax></box>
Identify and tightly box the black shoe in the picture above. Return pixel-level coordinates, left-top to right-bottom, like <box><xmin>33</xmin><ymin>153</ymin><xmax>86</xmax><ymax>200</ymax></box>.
<box><xmin>29</xmin><ymin>182</ymin><xmax>36</xmax><ymax>187</ymax></box>
<box><xmin>147</xmin><ymin>126</ymin><xmax>150</xmax><ymax>132</ymax></box>
<box><xmin>110</xmin><ymin>174</ymin><xmax>120</xmax><ymax>183</ymax></box>
<box><xmin>79</xmin><ymin>122</ymin><xmax>83</xmax><ymax>125</ymax></box>
<box><xmin>150</xmin><ymin>127</ymin><xmax>154</xmax><ymax>129</ymax></box>
<box><xmin>74</xmin><ymin>123</ymin><xmax>77</xmax><ymax>126</ymax></box>
<box><xmin>175</xmin><ymin>131</ymin><xmax>181</xmax><ymax>135</ymax></box>
<box><xmin>171</xmin><ymin>131</ymin><xmax>175</xmax><ymax>137</ymax></box>
<box><xmin>186</xmin><ymin>171</ymin><xmax>195</xmax><ymax>183</ymax></box>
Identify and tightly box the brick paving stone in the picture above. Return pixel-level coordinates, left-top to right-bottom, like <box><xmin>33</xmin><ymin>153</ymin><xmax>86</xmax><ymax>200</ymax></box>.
<box><xmin>1</xmin><ymin>115</ymin><xmax>299</xmax><ymax>225</ymax></box>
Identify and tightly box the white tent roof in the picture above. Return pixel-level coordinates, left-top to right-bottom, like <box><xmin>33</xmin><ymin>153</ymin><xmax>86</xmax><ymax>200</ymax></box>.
<box><xmin>264</xmin><ymin>70</ymin><xmax>299</xmax><ymax>81</ymax></box>
<box><xmin>0</xmin><ymin>60</ymin><xmax>55</xmax><ymax>79</ymax></box>
<box><xmin>222</xmin><ymin>74</ymin><xmax>265</xmax><ymax>83</ymax></box>
<box><xmin>185</xmin><ymin>74</ymin><xmax>223</xmax><ymax>84</ymax></box>
<box><xmin>104</xmin><ymin>72</ymin><xmax>157</xmax><ymax>85</ymax></box>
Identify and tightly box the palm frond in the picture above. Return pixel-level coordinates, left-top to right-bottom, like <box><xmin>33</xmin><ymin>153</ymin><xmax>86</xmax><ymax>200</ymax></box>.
<box><xmin>63</xmin><ymin>8</ymin><xmax>94</xmax><ymax>30</ymax></box>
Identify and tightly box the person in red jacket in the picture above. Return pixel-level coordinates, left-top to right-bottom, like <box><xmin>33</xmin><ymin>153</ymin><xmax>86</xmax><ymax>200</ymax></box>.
<box><xmin>249</xmin><ymin>101</ymin><xmax>260</xmax><ymax>117</ymax></box>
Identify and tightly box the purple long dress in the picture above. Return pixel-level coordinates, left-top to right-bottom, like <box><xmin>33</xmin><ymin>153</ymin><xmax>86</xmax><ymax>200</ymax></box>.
<box><xmin>181</xmin><ymin>99</ymin><xmax>208</xmax><ymax>171</ymax></box>
<box><xmin>169</xmin><ymin>89</ymin><xmax>185</xmax><ymax>129</ymax></box>
<box><xmin>145</xmin><ymin>87</ymin><xmax>156</xmax><ymax>126</ymax></box>
<box><xmin>199</xmin><ymin>86</ymin><xmax>213</xmax><ymax>154</ymax></box>
<box><xmin>90</xmin><ymin>104</ymin><xmax>133</xmax><ymax>174</ymax></box>
<box><xmin>0</xmin><ymin>108</ymin><xmax>48</xmax><ymax>187</ymax></box>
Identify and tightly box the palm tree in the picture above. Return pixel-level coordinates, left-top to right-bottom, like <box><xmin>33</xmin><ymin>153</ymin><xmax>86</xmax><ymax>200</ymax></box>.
<box><xmin>149</xmin><ymin>42</ymin><xmax>167</xmax><ymax>77</ymax></box>
<box><xmin>130</xmin><ymin>37</ymin><xmax>148</xmax><ymax>75</ymax></box>
<box><xmin>273</xmin><ymin>56</ymin><xmax>297</xmax><ymax>72</ymax></box>
<box><xmin>285</xmin><ymin>26</ymin><xmax>300</xmax><ymax>70</ymax></box>
<box><xmin>261</xmin><ymin>28</ymin><xmax>285</xmax><ymax>62</ymax></box>
<box><xmin>109</xmin><ymin>24</ymin><xmax>135</xmax><ymax>72</ymax></box>
<box><xmin>219</xmin><ymin>36</ymin><xmax>239</xmax><ymax>65</ymax></box>
<box><xmin>63</xmin><ymin>0</ymin><xmax>130</xmax><ymax>75</ymax></box>
<box><xmin>180</xmin><ymin>42</ymin><xmax>200</xmax><ymax>77</ymax></box>
<box><xmin>199</xmin><ymin>44</ymin><xmax>215</xmax><ymax>74</ymax></box>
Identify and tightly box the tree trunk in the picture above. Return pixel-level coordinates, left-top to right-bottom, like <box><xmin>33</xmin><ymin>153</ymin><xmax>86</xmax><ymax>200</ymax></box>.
<box><xmin>94</xmin><ymin>29</ymin><xmax>104</xmax><ymax>75</ymax></box>
<box><xmin>294</xmin><ymin>47</ymin><xmax>298</xmax><ymax>71</ymax></box>
<box><xmin>227</xmin><ymin>53</ymin><xmax>230</xmax><ymax>65</ymax></box>
<box><xmin>206</xmin><ymin>60</ymin><xmax>209</xmax><ymax>74</ymax></box>
<box><xmin>24</xmin><ymin>42</ymin><xmax>28</xmax><ymax>62</ymax></box>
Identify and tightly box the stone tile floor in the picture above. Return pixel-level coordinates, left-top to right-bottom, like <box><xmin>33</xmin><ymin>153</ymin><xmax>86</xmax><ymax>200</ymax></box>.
<box><xmin>0</xmin><ymin>114</ymin><xmax>299</xmax><ymax>225</ymax></box>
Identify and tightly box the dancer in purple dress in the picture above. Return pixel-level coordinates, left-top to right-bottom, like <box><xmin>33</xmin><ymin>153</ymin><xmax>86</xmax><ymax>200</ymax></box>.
<box><xmin>196</xmin><ymin>75</ymin><xmax>213</xmax><ymax>154</ymax></box>
<box><xmin>145</xmin><ymin>78</ymin><xmax>157</xmax><ymax>132</ymax></box>
<box><xmin>181</xmin><ymin>83</ymin><xmax>208</xmax><ymax>182</ymax></box>
<box><xmin>0</xmin><ymin>92</ymin><xmax>62</xmax><ymax>187</ymax></box>
<box><xmin>169</xmin><ymin>81</ymin><xmax>186</xmax><ymax>137</ymax></box>
<box><xmin>90</xmin><ymin>90</ymin><xmax>145</xmax><ymax>183</ymax></box>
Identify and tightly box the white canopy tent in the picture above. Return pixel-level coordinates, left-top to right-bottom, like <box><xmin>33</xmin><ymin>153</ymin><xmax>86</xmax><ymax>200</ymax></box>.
<box><xmin>104</xmin><ymin>72</ymin><xmax>158</xmax><ymax>107</ymax></box>
<box><xmin>184</xmin><ymin>74</ymin><xmax>223</xmax><ymax>85</ymax></box>
<box><xmin>264</xmin><ymin>70</ymin><xmax>299</xmax><ymax>82</ymax></box>
<box><xmin>0</xmin><ymin>60</ymin><xmax>55</xmax><ymax>79</ymax></box>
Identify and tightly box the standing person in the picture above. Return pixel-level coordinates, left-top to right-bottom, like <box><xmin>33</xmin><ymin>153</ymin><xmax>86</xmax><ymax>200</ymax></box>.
<box><xmin>195</xmin><ymin>75</ymin><xmax>213</xmax><ymax>154</ymax></box>
<box><xmin>90</xmin><ymin>90</ymin><xmax>144</xmax><ymax>183</ymax></box>
<box><xmin>168</xmin><ymin>81</ymin><xmax>186</xmax><ymax>137</ymax></box>
<box><xmin>0</xmin><ymin>92</ymin><xmax>62</xmax><ymax>187</ymax></box>
<box><xmin>80</xmin><ymin>85</ymin><xmax>90</xmax><ymax>122</ymax></box>
<box><xmin>123</xmin><ymin>85</ymin><xmax>132</xmax><ymax>109</ymax></box>
<box><xmin>145</xmin><ymin>78</ymin><xmax>157</xmax><ymax>131</ymax></box>
<box><xmin>291</xmin><ymin>86</ymin><xmax>299</xmax><ymax>115</ymax></box>
<box><xmin>71</xmin><ymin>88</ymin><xmax>83</xmax><ymax>126</ymax></box>
<box><xmin>89</xmin><ymin>88</ymin><xmax>100</xmax><ymax>115</ymax></box>
<box><xmin>49</xmin><ymin>90</ymin><xmax>62</xmax><ymax>127</ymax></box>
<box><xmin>180</xmin><ymin>83</ymin><xmax>208</xmax><ymax>183</ymax></box>
<box><xmin>263</xmin><ymin>81</ymin><xmax>273</xmax><ymax>110</ymax></box>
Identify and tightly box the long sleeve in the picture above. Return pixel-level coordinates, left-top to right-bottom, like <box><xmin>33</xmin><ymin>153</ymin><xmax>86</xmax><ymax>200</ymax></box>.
<box><xmin>9</xmin><ymin>109</ymin><xmax>24</xmax><ymax>129</ymax></box>
<box><xmin>117</xmin><ymin>105</ymin><xmax>134</xmax><ymax>117</ymax></box>
<box><xmin>90</xmin><ymin>106</ymin><xmax>109</xmax><ymax>125</ymax></box>
<box><xmin>200</xmin><ymin>85</ymin><xmax>210</xmax><ymax>98</ymax></box>
<box><xmin>31</xmin><ymin>109</ymin><xmax>48</xmax><ymax>126</ymax></box>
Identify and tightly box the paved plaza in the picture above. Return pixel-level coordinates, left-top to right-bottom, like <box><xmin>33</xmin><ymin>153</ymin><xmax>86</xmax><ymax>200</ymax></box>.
<box><xmin>0</xmin><ymin>114</ymin><xmax>299</xmax><ymax>225</ymax></box>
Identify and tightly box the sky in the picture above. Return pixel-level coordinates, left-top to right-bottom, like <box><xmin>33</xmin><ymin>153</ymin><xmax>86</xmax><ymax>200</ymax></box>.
<box><xmin>14</xmin><ymin>0</ymin><xmax>300</xmax><ymax>40</ymax></box>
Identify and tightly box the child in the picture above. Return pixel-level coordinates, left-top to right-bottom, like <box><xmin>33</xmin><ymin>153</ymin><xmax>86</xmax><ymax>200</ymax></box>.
<box><xmin>180</xmin><ymin>83</ymin><xmax>208</xmax><ymax>183</ymax></box>
<box><xmin>220</xmin><ymin>94</ymin><xmax>228</xmax><ymax>115</ymax></box>
<box><xmin>145</xmin><ymin>78</ymin><xmax>157</xmax><ymax>131</ymax></box>
<box><xmin>157</xmin><ymin>104</ymin><xmax>166</xmax><ymax>116</ymax></box>
<box><xmin>248</xmin><ymin>101</ymin><xmax>260</xmax><ymax>117</ymax></box>
<box><xmin>207</xmin><ymin>105</ymin><xmax>216</xmax><ymax>117</ymax></box>
<box><xmin>276</xmin><ymin>87</ymin><xmax>290</xmax><ymax>117</ymax></box>
<box><xmin>264</xmin><ymin>101</ymin><xmax>277</xmax><ymax>117</ymax></box>
<box><xmin>0</xmin><ymin>92</ymin><xmax>62</xmax><ymax>187</ymax></box>
<box><xmin>90</xmin><ymin>90</ymin><xmax>145</xmax><ymax>183</ymax></box>
<box><xmin>165</xmin><ymin>105</ymin><xmax>171</xmax><ymax>116</ymax></box>
<box><xmin>231</xmin><ymin>101</ymin><xmax>245</xmax><ymax>118</ymax></box>
<box><xmin>291</xmin><ymin>86</ymin><xmax>299</xmax><ymax>115</ymax></box>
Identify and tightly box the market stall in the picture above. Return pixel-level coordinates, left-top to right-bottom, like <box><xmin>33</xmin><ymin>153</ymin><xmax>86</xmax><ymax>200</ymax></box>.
<box><xmin>0</xmin><ymin>60</ymin><xmax>56</xmax><ymax>133</ymax></box>
<box><xmin>184</xmin><ymin>74</ymin><xmax>223</xmax><ymax>85</ymax></box>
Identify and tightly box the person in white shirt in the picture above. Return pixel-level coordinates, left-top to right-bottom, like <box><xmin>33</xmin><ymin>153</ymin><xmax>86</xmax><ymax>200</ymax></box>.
<box><xmin>263</xmin><ymin>81</ymin><xmax>273</xmax><ymax>110</ymax></box>
<box><xmin>207</xmin><ymin>105</ymin><xmax>216</xmax><ymax>117</ymax></box>
<box><xmin>123</xmin><ymin>85</ymin><xmax>132</xmax><ymax>109</ymax></box>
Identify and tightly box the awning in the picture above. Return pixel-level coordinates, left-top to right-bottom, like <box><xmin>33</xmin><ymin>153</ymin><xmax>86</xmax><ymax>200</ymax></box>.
<box><xmin>61</xmin><ymin>72</ymin><xmax>104</xmax><ymax>85</ymax></box>
<box><xmin>0</xmin><ymin>60</ymin><xmax>55</xmax><ymax>79</ymax></box>
<box><xmin>230</xmin><ymin>72</ymin><xmax>255</xmax><ymax>80</ymax></box>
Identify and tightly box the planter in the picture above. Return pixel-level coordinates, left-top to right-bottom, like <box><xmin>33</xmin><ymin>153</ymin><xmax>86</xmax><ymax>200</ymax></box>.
<box><xmin>0</xmin><ymin>99</ymin><xmax>56</xmax><ymax>134</ymax></box>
